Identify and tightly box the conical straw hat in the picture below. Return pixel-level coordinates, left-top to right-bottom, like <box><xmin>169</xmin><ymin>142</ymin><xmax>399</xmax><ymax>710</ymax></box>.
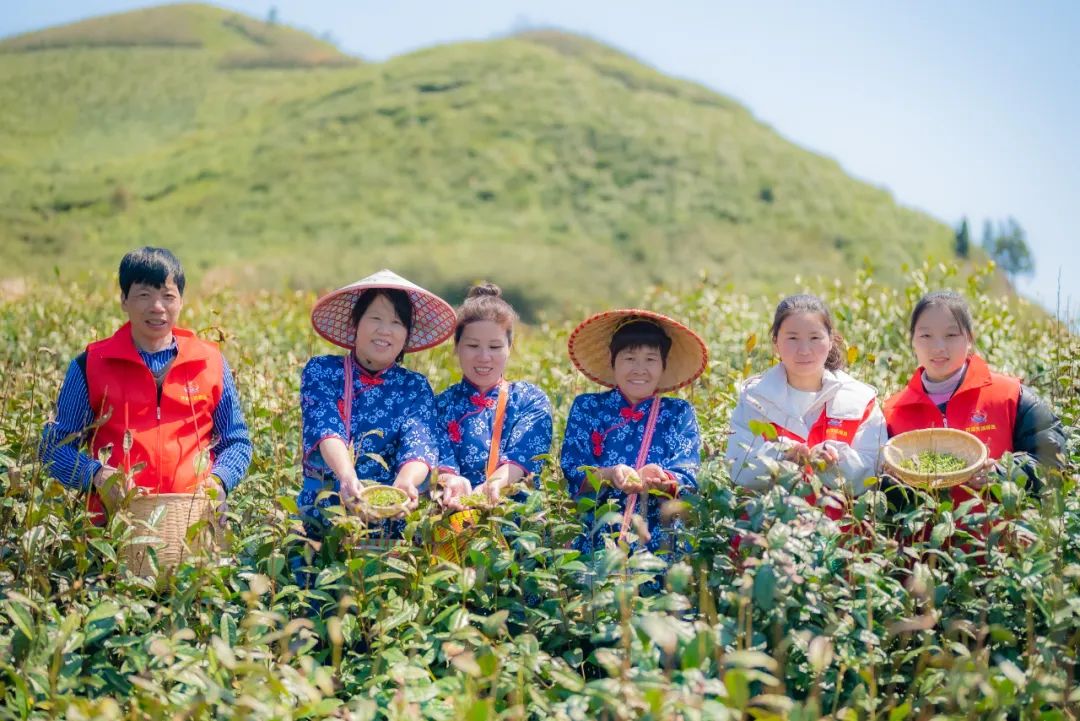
<box><xmin>567</xmin><ymin>309</ymin><xmax>708</xmax><ymax>393</ymax></box>
<box><xmin>311</xmin><ymin>269</ymin><xmax>455</xmax><ymax>352</ymax></box>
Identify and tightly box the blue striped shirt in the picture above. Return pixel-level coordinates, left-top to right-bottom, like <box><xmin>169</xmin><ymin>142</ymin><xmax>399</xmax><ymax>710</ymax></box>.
<box><xmin>39</xmin><ymin>342</ymin><xmax>252</xmax><ymax>493</ymax></box>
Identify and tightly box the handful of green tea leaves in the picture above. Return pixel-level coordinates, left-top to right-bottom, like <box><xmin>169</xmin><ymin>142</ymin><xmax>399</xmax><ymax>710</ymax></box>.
<box><xmin>459</xmin><ymin>492</ymin><xmax>491</xmax><ymax>509</ymax></box>
<box><xmin>364</xmin><ymin>487</ymin><xmax>408</xmax><ymax>507</ymax></box>
<box><xmin>899</xmin><ymin>451</ymin><xmax>968</xmax><ymax>474</ymax></box>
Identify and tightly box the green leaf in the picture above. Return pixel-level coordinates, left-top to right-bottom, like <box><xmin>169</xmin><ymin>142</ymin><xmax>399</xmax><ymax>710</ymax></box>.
<box><xmin>84</xmin><ymin>602</ymin><xmax>121</xmax><ymax>645</ymax></box>
<box><xmin>748</xmin><ymin>419</ymin><xmax>778</xmax><ymax>441</ymax></box>
<box><xmin>480</xmin><ymin>610</ymin><xmax>508</xmax><ymax>638</ymax></box>
<box><xmin>889</xmin><ymin>702</ymin><xmax>912</xmax><ymax>721</ymax></box>
<box><xmin>753</xmin><ymin>563</ymin><xmax>777</xmax><ymax>610</ymax></box>
<box><xmin>3</xmin><ymin>600</ymin><xmax>34</xmax><ymax>639</ymax></box>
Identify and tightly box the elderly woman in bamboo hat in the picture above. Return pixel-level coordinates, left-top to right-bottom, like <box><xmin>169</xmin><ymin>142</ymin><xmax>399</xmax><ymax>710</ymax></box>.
<box><xmin>299</xmin><ymin>269</ymin><xmax>455</xmax><ymax>540</ymax></box>
<box><xmin>560</xmin><ymin>309</ymin><xmax>707</xmax><ymax>556</ymax></box>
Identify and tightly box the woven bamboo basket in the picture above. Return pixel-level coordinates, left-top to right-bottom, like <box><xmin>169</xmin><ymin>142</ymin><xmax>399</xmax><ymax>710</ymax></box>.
<box><xmin>121</xmin><ymin>493</ymin><xmax>220</xmax><ymax>576</ymax></box>
<box><xmin>883</xmin><ymin>428</ymin><xmax>988</xmax><ymax>490</ymax></box>
<box><xmin>356</xmin><ymin>484</ymin><xmax>409</xmax><ymax>520</ymax></box>
<box><xmin>432</xmin><ymin>509</ymin><xmax>482</xmax><ymax>564</ymax></box>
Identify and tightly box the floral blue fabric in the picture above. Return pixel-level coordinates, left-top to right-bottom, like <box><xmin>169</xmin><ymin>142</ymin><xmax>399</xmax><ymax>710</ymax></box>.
<box><xmin>560</xmin><ymin>389</ymin><xmax>701</xmax><ymax>556</ymax></box>
<box><xmin>435</xmin><ymin>379</ymin><xmax>554</xmax><ymax>486</ymax></box>
<box><xmin>298</xmin><ymin>355</ymin><xmax>439</xmax><ymax>537</ymax></box>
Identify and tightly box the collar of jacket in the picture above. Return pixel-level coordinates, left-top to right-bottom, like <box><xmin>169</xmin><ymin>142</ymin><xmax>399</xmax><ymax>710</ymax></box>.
<box><xmin>96</xmin><ymin>322</ymin><xmax>209</xmax><ymax>366</ymax></box>
<box><xmin>894</xmin><ymin>354</ymin><xmax>993</xmax><ymax>408</ymax></box>
<box><xmin>741</xmin><ymin>363</ymin><xmax>876</xmax><ymax>439</ymax></box>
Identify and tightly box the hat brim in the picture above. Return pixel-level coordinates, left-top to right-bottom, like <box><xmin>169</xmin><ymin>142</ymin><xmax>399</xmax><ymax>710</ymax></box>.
<box><xmin>567</xmin><ymin>309</ymin><xmax>708</xmax><ymax>393</ymax></box>
<box><xmin>311</xmin><ymin>271</ymin><xmax>455</xmax><ymax>352</ymax></box>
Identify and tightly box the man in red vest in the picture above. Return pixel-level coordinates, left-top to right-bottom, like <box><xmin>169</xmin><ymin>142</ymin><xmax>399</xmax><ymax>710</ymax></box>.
<box><xmin>40</xmin><ymin>247</ymin><xmax>251</xmax><ymax>522</ymax></box>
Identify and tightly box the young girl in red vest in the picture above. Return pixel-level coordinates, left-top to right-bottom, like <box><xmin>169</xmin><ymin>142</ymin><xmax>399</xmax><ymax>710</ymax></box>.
<box><xmin>884</xmin><ymin>291</ymin><xmax>1065</xmax><ymax>502</ymax></box>
<box><xmin>727</xmin><ymin>294</ymin><xmax>886</xmax><ymax>519</ymax></box>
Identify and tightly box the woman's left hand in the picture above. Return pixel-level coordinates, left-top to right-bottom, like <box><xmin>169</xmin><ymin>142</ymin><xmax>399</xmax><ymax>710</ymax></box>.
<box><xmin>810</xmin><ymin>444</ymin><xmax>840</xmax><ymax>469</ymax></box>
<box><xmin>476</xmin><ymin>478</ymin><xmax>508</xmax><ymax>506</ymax></box>
<box><xmin>638</xmin><ymin>464</ymin><xmax>674</xmax><ymax>493</ymax></box>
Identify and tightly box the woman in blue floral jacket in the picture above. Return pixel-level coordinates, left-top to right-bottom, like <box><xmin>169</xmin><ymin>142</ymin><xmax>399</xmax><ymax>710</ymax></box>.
<box><xmin>435</xmin><ymin>283</ymin><xmax>553</xmax><ymax>508</ymax></box>
<box><xmin>560</xmin><ymin>310</ymin><xmax>707</xmax><ymax>556</ymax></box>
<box><xmin>299</xmin><ymin>269</ymin><xmax>455</xmax><ymax>538</ymax></box>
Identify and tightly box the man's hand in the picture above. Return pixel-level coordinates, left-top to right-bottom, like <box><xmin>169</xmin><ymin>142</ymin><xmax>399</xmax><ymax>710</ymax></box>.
<box><xmin>197</xmin><ymin>475</ymin><xmax>228</xmax><ymax>527</ymax></box>
<box><xmin>93</xmin><ymin>466</ymin><xmax>136</xmax><ymax>513</ymax></box>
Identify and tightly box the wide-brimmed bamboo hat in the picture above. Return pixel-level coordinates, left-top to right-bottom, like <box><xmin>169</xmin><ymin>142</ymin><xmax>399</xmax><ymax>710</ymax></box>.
<box><xmin>311</xmin><ymin>269</ymin><xmax>455</xmax><ymax>352</ymax></box>
<box><xmin>567</xmin><ymin>309</ymin><xmax>708</xmax><ymax>392</ymax></box>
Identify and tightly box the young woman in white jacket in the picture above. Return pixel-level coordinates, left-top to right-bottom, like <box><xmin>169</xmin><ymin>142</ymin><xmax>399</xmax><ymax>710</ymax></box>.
<box><xmin>725</xmin><ymin>295</ymin><xmax>886</xmax><ymax>517</ymax></box>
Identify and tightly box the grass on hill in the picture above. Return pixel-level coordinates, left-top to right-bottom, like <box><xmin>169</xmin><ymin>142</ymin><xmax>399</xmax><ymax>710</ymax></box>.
<box><xmin>0</xmin><ymin>3</ymin><xmax>991</xmax><ymax>319</ymax></box>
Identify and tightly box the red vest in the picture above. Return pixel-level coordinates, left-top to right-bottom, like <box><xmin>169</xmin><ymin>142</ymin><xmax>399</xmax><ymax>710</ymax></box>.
<box><xmin>768</xmin><ymin>401</ymin><xmax>876</xmax><ymax>521</ymax></box>
<box><xmin>85</xmin><ymin>323</ymin><xmax>223</xmax><ymax>518</ymax></box>
<box><xmin>883</xmin><ymin>354</ymin><xmax>1018</xmax><ymax>458</ymax></box>
<box><xmin>883</xmin><ymin>354</ymin><xmax>1019</xmax><ymax>509</ymax></box>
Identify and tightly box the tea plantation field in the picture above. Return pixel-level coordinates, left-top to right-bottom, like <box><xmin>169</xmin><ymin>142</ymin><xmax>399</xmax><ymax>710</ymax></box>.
<box><xmin>1</xmin><ymin>262</ymin><xmax>1077</xmax><ymax>720</ymax></box>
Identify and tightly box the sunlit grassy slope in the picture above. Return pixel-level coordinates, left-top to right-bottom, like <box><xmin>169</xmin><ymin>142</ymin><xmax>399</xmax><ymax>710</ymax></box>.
<box><xmin>0</xmin><ymin>3</ymin><xmax>977</xmax><ymax>317</ymax></box>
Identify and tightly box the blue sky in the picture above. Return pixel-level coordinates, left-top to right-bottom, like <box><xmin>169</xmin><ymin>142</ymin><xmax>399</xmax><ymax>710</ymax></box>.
<box><xmin>4</xmin><ymin>1</ymin><xmax>1078</xmax><ymax>315</ymax></box>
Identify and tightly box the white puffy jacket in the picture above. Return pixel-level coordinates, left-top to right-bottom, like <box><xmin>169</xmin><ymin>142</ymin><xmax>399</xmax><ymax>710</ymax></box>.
<box><xmin>725</xmin><ymin>364</ymin><xmax>887</xmax><ymax>495</ymax></box>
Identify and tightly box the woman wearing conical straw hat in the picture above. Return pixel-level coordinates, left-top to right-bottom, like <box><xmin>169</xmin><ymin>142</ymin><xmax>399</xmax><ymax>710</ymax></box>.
<box><xmin>560</xmin><ymin>309</ymin><xmax>706</xmax><ymax>557</ymax></box>
<box><xmin>300</xmin><ymin>270</ymin><xmax>455</xmax><ymax>543</ymax></box>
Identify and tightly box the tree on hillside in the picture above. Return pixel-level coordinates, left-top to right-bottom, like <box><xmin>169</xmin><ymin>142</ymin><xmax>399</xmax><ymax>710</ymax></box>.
<box><xmin>982</xmin><ymin>217</ymin><xmax>1035</xmax><ymax>280</ymax></box>
<box><xmin>954</xmin><ymin>217</ymin><xmax>970</xmax><ymax>258</ymax></box>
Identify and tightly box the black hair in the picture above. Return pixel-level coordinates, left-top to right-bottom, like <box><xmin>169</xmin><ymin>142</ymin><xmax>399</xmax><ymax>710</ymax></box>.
<box><xmin>909</xmin><ymin>290</ymin><xmax>975</xmax><ymax>342</ymax></box>
<box><xmin>350</xmin><ymin>288</ymin><xmax>414</xmax><ymax>362</ymax></box>
<box><xmin>769</xmin><ymin>294</ymin><xmax>847</xmax><ymax>371</ymax></box>
<box><xmin>454</xmin><ymin>282</ymin><xmax>518</xmax><ymax>345</ymax></box>
<box><xmin>609</xmin><ymin>319</ymin><xmax>672</xmax><ymax>368</ymax></box>
<box><xmin>118</xmin><ymin>247</ymin><xmax>186</xmax><ymax>297</ymax></box>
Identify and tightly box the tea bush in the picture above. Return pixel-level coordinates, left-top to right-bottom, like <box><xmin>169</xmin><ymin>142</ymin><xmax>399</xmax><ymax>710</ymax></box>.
<box><xmin>0</xmin><ymin>262</ymin><xmax>1076</xmax><ymax>720</ymax></box>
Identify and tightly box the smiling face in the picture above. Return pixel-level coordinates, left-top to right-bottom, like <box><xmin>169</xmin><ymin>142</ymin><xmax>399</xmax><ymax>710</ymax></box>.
<box><xmin>911</xmin><ymin>303</ymin><xmax>974</xmax><ymax>382</ymax></box>
<box><xmin>613</xmin><ymin>344</ymin><xmax>664</xmax><ymax>404</ymax></box>
<box><xmin>773</xmin><ymin>311</ymin><xmax>832</xmax><ymax>391</ymax></box>
<box><xmin>456</xmin><ymin>320</ymin><xmax>510</xmax><ymax>391</ymax></box>
<box><xmin>353</xmin><ymin>293</ymin><xmax>409</xmax><ymax>371</ymax></box>
<box><xmin>120</xmin><ymin>277</ymin><xmax>183</xmax><ymax>352</ymax></box>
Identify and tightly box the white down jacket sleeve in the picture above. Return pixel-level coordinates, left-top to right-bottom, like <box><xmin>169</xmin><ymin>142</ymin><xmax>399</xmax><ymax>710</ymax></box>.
<box><xmin>725</xmin><ymin>395</ymin><xmax>797</xmax><ymax>491</ymax></box>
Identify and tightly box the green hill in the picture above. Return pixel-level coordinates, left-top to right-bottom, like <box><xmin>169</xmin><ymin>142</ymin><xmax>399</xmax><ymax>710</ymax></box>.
<box><xmin>0</xmin><ymin>3</ymin><xmax>972</xmax><ymax>317</ymax></box>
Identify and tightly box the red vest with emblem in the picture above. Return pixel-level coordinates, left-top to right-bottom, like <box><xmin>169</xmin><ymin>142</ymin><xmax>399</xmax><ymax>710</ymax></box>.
<box><xmin>84</xmin><ymin>323</ymin><xmax>223</xmax><ymax>519</ymax></box>
<box><xmin>768</xmin><ymin>401</ymin><xmax>877</xmax><ymax>521</ymax></box>
<box><xmin>883</xmin><ymin>354</ymin><xmax>1019</xmax><ymax>508</ymax></box>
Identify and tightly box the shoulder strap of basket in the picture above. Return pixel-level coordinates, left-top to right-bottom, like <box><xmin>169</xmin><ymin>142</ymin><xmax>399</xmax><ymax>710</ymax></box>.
<box><xmin>342</xmin><ymin>353</ymin><xmax>355</xmax><ymax>445</ymax></box>
<box><xmin>619</xmin><ymin>395</ymin><xmax>662</xmax><ymax>543</ymax></box>
<box><xmin>485</xmin><ymin>380</ymin><xmax>510</xmax><ymax>479</ymax></box>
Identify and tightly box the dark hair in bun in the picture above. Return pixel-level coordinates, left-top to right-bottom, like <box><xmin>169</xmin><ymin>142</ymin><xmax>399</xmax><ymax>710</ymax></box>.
<box><xmin>454</xmin><ymin>282</ymin><xmax>519</xmax><ymax>344</ymax></box>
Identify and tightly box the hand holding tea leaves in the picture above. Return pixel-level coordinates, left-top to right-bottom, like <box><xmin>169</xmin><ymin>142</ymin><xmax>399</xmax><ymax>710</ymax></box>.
<box><xmin>606</xmin><ymin>463</ymin><xmax>645</xmax><ymax>494</ymax></box>
<box><xmin>638</xmin><ymin>463</ymin><xmax>675</xmax><ymax>493</ymax></box>
<box><xmin>810</xmin><ymin>443</ymin><xmax>840</xmax><ymax>470</ymax></box>
<box><xmin>438</xmin><ymin>473</ymin><xmax>472</xmax><ymax>510</ymax></box>
<box><xmin>967</xmin><ymin>458</ymin><xmax>1000</xmax><ymax>489</ymax></box>
<box><xmin>783</xmin><ymin>441</ymin><xmax>813</xmax><ymax>465</ymax></box>
<box><xmin>197</xmin><ymin>474</ymin><xmax>227</xmax><ymax>527</ymax></box>
<box><xmin>92</xmin><ymin>465</ymin><xmax>136</xmax><ymax>513</ymax></box>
